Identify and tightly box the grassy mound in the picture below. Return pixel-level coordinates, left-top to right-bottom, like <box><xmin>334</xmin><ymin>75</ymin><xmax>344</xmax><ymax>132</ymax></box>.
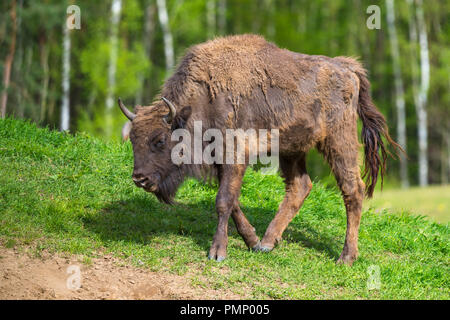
<box><xmin>0</xmin><ymin>118</ymin><xmax>448</xmax><ymax>299</ymax></box>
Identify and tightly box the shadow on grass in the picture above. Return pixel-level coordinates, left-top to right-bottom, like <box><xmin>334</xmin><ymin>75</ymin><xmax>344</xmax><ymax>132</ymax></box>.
<box><xmin>82</xmin><ymin>195</ymin><xmax>342</xmax><ymax>260</ymax></box>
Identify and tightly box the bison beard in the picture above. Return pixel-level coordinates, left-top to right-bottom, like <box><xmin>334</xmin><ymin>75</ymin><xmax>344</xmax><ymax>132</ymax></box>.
<box><xmin>154</xmin><ymin>165</ymin><xmax>218</xmax><ymax>205</ymax></box>
<box><xmin>153</xmin><ymin>168</ymin><xmax>184</xmax><ymax>204</ymax></box>
<box><xmin>119</xmin><ymin>34</ymin><xmax>401</xmax><ymax>266</ymax></box>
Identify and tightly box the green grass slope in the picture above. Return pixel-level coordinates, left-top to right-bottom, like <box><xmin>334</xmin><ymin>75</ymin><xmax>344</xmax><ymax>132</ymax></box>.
<box><xmin>365</xmin><ymin>185</ymin><xmax>450</xmax><ymax>224</ymax></box>
<box><xmin>0</xmin><ymin>118</ymin><xmax>448</xmax><ymax>299</ymax></box>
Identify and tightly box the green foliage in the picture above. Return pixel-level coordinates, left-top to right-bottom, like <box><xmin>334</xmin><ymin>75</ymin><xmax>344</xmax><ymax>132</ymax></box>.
<box><xmin>1</xmin><ymin>0</ymin><xmax>449</xmax><ymax>184</ymax></box>
<box><xmin>80</xmin><ymin>41</ymin><xmax>150</xmax><ymax>99</ymax></box>
<box><xmin>1</xmin><ymin>118</ymin><xmax>448</xmax><ymax>299</ymax></box>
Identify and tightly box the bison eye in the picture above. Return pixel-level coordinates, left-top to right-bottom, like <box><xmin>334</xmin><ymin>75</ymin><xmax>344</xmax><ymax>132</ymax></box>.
<box><xmin>149</xmin><ymin>133</ymin><xmax>166</xmax><ymax>151</ymax></box>
<box><xmin>154</xmin><ymin>139</ymin><xmax>165</xmax><ymax>149</ymax></box>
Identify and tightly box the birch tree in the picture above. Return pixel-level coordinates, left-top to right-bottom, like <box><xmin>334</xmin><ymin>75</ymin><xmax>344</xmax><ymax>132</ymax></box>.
<box><xmin>105</xmin><ymin>0</ymin><xmax>122</xmax><ymax>112</ymax></box>
<box><xmin>1</xmin><ymin>0</ymin><xmax>17</xmax><ymax>119</ymax></box>
<box><xmin>408</xmin><ymin>0</ymin><xmax>430</xmax><ymax>186</ymax></box>
<box><xmin>264</xmin><ymin>0</ymin><xmax>275</xmax><ymax>39</ymax></box>
<box><xmin>156</xmin><ymin>0</ymin><xmax>174</xmax><ymax>73</ymax></box>
<box><xmin>217</xmin><ymin>0</ymin><xmax>226</xmax><ymax>35</ymax></box>
<box><xmin>206</xmin><ymin>0</ymin><xmax>216</xmax><ymax>39</ymax></box>
<box><xmin>415</xmin><ymin>0</ymin><xmax>430</xmax><ymax>187</ymax></box>
<box><xmin>39</xmin><ymin>32</ymin><xmax>50</xmax><ymax>122</ymax></box>
<box><xmin>386</xmin><ymin>0</ymin><xmax>408</xmax><ymax>187</ymax></box>
<box><xmin>60</xmin><ymin>15</ymin><xmax>71</xmax><ymax>131</ymax></box>
<box><xmin>136</xmin><ymin>1</ymin><xmax>156</xmax><ymax>105</ymax></box>
<box><xmin>104</xmin><ymin>0</ymin><xmax>122</xmax><ymax>137</ymax></box>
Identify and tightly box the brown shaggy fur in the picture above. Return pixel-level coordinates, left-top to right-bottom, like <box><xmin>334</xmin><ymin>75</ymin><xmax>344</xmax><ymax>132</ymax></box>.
<box><xmin>123</xmin><ymin>34</ymin><xmax>400</xmax><ymax>265</ymax></box>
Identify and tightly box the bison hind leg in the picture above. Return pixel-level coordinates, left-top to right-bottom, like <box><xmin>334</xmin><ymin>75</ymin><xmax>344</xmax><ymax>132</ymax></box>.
<box><xmin>318</xmin><ymin>125</ymin><xmax>364</xmax><ymax>266</ymax></box>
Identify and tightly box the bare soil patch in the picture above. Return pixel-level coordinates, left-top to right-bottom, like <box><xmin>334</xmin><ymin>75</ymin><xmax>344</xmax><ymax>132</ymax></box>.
<box><xmin>0</xmin><ymin>246</ymin><xmax>242</xmax><ymax>300</ymax></box>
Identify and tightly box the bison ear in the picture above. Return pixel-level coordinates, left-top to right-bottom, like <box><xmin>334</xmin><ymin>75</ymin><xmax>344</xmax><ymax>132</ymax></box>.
<box><xmin>171</xmin><ymin>106</ymin><xmax>192</xmax><ymax>130</ymax></box>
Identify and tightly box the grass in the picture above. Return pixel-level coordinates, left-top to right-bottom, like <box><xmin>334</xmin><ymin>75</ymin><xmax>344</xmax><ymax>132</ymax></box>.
<box><xmin>0</xmin><ymin>118</ymin><xmax>449</xmax><ymax>299</ymax></box>
<box><xmin>365</xmin><ymin>185</ymin><xmax>450</xmax><ymax>224</ymax></box>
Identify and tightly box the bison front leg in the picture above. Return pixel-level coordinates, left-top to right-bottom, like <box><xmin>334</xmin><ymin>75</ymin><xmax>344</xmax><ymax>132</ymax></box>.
<box><xmin>255</xmin><ymin>155</ymin><xmax>312</xmax><ymax>252</ymax></box>
<box><xmin>231</xmin><ymin>205</ymin><xmax>260</xmax><ymax>249</ymax></box>
<box><xmin>208</xmin><ymin>164</ymin><xmax>253</xmax><ymax>262</ymax></box>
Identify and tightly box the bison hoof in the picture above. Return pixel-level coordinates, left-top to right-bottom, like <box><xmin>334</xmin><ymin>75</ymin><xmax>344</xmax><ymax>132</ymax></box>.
<box><xmin>208</xmin><ymin>254</ymin><xmax>226</xmax><ymax>262</ymax></box>
<box><xmin>336</xmin><ymin>254</ymin><xmax>357</xmax><ymax>266</ymax></box>
<box><xmin>252</xmin><ymin>241</ymin><xmax>273</xmax><ymax>253</ymax></box>
<box><xmin>251</xmin><ymin>240</ymin><xmax>261</xmax><ymax>251</ymax></box>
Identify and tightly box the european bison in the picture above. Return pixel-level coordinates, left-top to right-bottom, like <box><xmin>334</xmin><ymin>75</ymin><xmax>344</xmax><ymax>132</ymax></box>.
<box><xmin>118</xmin><ymin>35</ymin><xmax>400</xmax><ymax>265</ymax></box>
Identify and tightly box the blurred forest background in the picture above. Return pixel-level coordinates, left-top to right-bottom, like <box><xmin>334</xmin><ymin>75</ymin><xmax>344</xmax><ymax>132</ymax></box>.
<box><xmin>0</xmin><ymin>0</ymin><xmax>448</xmax><ymax>199</ymax></box>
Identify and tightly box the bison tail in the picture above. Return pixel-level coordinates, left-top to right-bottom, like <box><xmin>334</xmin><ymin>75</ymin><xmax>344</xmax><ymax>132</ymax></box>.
<box><xmin>354</xmin><ymin>68</ymin><xmax>403</xmax><ymax>198</ymax></box>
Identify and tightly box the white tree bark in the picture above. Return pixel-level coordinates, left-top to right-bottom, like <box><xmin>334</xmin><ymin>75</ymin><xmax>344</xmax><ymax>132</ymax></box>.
<box><xmin>206</xmin><ymin>0</ymin><xmax>216</xmax><ymax>39</ymax></box>
<box><xmin>60</xmin><ymin>22</ymin><xmax>71</xmax><ymax>131</ymax></box>
<box><xmin>105</xmin><ymin>0</ymin><xmax>122</xmax><ymax>112</ymax></box>
<box><xmin>386</xmin><ymin>0</ymin><xmax>409</xmax><ymax>188</ymax></box>
<box><xmin>407</xmin><ymin>0</ymin><xmax>429</xmax><ymax>186</ymax></box>
<box><xmin>415</xmin><ymin>0</ymin><xmax>430</xmax><ymax>186</ymax></box>
<box><xmin>156</xmin><ymin>0</ymin><xmax>174</xmax><ymax>72</ymax></box>
<box><xmin>104</xmin><ymin>0</ymin><xmax>122</xmax><ymax>138</ymax></box>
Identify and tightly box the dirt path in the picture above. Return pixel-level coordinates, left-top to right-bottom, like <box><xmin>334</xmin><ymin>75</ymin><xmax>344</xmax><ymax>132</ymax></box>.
<box><xmin>0</xmin><ymin>246</ymin><xmax>242</xmax><ymax>300</ymax></box>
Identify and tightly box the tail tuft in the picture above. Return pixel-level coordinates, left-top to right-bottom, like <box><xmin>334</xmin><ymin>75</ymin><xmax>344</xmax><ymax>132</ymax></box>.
<box><xmin>354</xmin><ymin>66</ymin><xmax>403</xmax><ymax>198</ymax></box>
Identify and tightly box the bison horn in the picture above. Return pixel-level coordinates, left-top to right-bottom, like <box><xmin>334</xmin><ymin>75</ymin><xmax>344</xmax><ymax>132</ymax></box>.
<box><xmin>118</xmin><ymin>98</ymin><xmax>136</xmax><ymax>121</ymax></box>
<box><xmin>162</xmin><ymin>97</ymin><xmax>176</xmax><ymax>123</ymax></box>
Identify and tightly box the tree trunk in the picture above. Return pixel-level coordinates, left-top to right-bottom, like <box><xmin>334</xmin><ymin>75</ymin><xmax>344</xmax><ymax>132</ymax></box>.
<box><xmin>106</xmin><ymin>0</ymin><xmax>122</xmax><ymax>111</ymax></box>
<box><xmin>386</xmin><ymin>0</ymin><xmax>409</xmax><ymax>188</ymax></box>
<box><xmin>105</xmin><ymin>0</ymin><xmax>122</xmax><ymax>137</ymax></box>
<box><xmin>415</xmin><ymin>0</ymin><xmax>430</xmax><ymax>187</ymax></box>
<box><xmin>264</xmin><ymin>0</ymin><xmax>275</xmax><ymax>39</ymax></box>
<box><xmin>441</xmin><ymin>132</ymin><xmax>449</xmax><ymax>184</ymax></box>
<box><xmin>407</xmin><ymin>0</ymin><xmax>429</xmax><ymax>186</ymax></box>
<box><xmin>206</xmin><ymin>0</ymin><xmax>216</xmax><ymax>39</ymax></box>
<box><xmin>0</xmin><ymin>12</ymin><xmax>6</xmax><ymax>46</ymax></box>
<box><xmin>1</xmin><ymin>0</ymin><xmax>17</xmax><ymax>118</ymax></box>
<box><xmin>39</xmin><ymin>32</ymin><xmax>50</xmax><ymax>123</ymax></box>
<box><xmin>156</xmin><ymin>0</ymin><xmax>174</xmax><ymax>73</ymax></box>
<box><xmin>217</xmin><ymin>0</ymin><xmax>226</xmax><ymax>35</ymax></box>
<box><xmin>136</xmin><ymin>1</ymin><xmax>156</xmax><ymax>105</ymax></box>
<box><xmin>14</xmin><ymin>0</ymin><xmax>23</xmax><ymax>118</ymax></box>
<box><xmin>447</xmin><ymin>133</ymin><xmax>450</xmax><ymax>184</ymax></box>
<box><xmin>21</xmin><ymin>46</ymin><xmax>33</xmax><ymax>118</ymax></box>
<box><xmin>60</xmin><ymin>21</ymin><xmax>71</xmax><ymax>131</ymax></box>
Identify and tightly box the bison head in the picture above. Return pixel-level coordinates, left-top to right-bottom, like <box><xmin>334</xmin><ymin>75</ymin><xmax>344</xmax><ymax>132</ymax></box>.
<box><xmin>118</xmin><ymin>98</ymin><xmax>192</xmax><ymax>204</ymax></box>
